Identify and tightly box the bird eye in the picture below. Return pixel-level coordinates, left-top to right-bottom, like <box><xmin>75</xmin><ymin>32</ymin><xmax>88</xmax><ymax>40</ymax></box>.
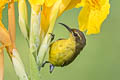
<box><xmin>74</xmin><ymin>33</ymin><xmax>78</xmax><ymax>36</ymax></box>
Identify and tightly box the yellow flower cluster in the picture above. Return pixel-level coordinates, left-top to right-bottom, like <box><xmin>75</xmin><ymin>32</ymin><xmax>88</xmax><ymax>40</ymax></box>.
<box><xmin>29</xmin><ymin>0</ymin><xmax>110</xmax><ymax>35</ymax></box>
<box><xmin>40</xmin><ymin>0</ymin><xmax>82</xmax><ymax>35</ymax></box>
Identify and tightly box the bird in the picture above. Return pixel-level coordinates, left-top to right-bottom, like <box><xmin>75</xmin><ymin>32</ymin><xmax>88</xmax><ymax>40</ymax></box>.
<box><xmin>42</xmin><ymin>23</ymin><xmax>86</xmax><ymax>73</ymax></box>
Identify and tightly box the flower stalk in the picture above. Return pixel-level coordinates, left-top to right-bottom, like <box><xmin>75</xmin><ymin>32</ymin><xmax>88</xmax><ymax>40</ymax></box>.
<box><xmin>11</xmin><ymin>49</ymin><xmax>28</xmax><ymax>80</ymax></box>
<box><xmin>8</xmin><ymin>2</ymin><xmax>16</xmax><ymax>48</ymax></box>
<box><xmin>29</xmin><ymin>50</ymin><xmax>40</xmax><ymax>80</ymax></box>
<box><xmin>8</xmin><ymin>2</ymin><xmax>28</xmax><ymax>80</ymax></box>
<box><xmin>29</xmin><ymin>5</ymin><xmax>41</xmax><ymax>58</ymax></box>
<box><xmin>29</xmin><ymin>5</ymin><xmax>41</xmax><ymax>80</ymax></box>
<box><xmin>37</xmin><ymin>0</ymin><xmax>61</xmax><ymax>68</ymax></box>
<box><xmin>18</xmin><ymin>0</ymin><xmax>29</xmax><ymax>40</ymax></box>
<box><xmin>0</xmin><ymin>49</ymin><xmax>4</xmax><ymax>80</ymax></box>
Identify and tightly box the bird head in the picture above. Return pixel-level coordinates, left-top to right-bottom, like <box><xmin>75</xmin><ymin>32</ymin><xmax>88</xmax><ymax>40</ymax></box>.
<box><xmin>59</xmin><ymin>23</ymin><xmax>86</xmax><ymax>46</ymax></box>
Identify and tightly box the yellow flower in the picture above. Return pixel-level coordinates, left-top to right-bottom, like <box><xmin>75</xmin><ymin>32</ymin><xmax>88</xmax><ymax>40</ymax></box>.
<box><xmin>78</xmin><ymin>0</ymin><xmax>110</xmax><ymax>35</ymax></box>
<box><xmin>40</xmin><ymin>0</ymin><xmax>82</xmax><ymax>36</ymax></box>
<box><xmin>29</xmin><ymin>0</ymin><xmax>57</xmax><ymax>7</ymax></box>
<box><xmin>64</xmin><ymin>0</ymin><xmax>81</xmax><ymax>11</ymax></box>
<box><xmin>0</xmin><ymin>0</ymin><xmax>8</xmax><ymax>19</ymax></box>
<box><xmin>28</xmin><ymin>0</ymin><xmax>57</xmax><ymax>14</ymax></box>
<box><xmin>40</xmin><ymin>0</ymin><xmax>60</xmax><ymax>36</ymax></box>
<box><xmin>40</xmin><ymin>0</ymin><xmax>110</xmax><ymax>35</ymax></box>
<box><xmin>29</xmin><ymin>0</ymin><xmax>44</xmax><ymax>5</ymax></box>
<box><xmin>45</xmin><ymin>0</ymin><xmax>57</xmax><ymax>7</ymax></box>
<box><xmin>0</xmin><ymin>0</ymin><xmax>8</xmax><ymax>8</ymax></box>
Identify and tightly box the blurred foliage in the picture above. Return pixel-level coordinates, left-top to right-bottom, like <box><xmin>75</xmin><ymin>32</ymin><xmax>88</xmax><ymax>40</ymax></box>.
<box><xmin>2</xmin><ymin>0</ymin><xmax>120</xmax><ymax>80</ymax></box>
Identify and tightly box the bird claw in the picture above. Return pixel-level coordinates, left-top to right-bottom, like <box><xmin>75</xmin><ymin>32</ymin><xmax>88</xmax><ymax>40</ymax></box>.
<box><xmin>49</xmin><ymin>33</ymin><xmax>55</xmax><ymax>42</ymax></box>
<box><xmin>50</xmin><ymin>64</ymin><xmax>55</xmax><ymax>73</ymax></box>
<box><xmin>42</xmin><ymin>61</ymin><xmax>50</xmax><ymax>67</ymax></box>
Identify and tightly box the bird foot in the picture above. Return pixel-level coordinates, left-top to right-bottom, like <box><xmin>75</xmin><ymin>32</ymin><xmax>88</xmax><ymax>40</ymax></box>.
<box><xmin>49</xmin><ymin>33</ymin><xmax>55</xmax><ymax>42</ymax></box>
<box><xmin>50</xmin><ymin>64</ymin><xmax>55</xmax><ymax>73</ymax></box>
<box><xmin>42</xmin><ymin>61</ymin><xmax>50</xmax><ymax>67</ymax></box>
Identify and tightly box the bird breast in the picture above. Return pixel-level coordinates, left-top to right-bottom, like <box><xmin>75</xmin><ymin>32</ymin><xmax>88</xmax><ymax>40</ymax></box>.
<box><xmin>49</xmin><ymin>39</ymin><xmax>76</xmax><ymax>66</ymax></box>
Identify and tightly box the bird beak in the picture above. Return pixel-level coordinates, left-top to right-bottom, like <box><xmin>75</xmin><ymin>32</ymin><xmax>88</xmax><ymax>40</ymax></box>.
<box><xmin>59</xmin><ymin>23</ymin><xmax>72</xmax><ymax>33</ymax></box>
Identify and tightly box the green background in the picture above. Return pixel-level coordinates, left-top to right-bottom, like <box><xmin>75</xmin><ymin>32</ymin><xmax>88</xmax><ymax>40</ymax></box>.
<box><xmin>2</xmin><ymin>0</ymin><xmax>120</xmax><ymax>80</ymax></box>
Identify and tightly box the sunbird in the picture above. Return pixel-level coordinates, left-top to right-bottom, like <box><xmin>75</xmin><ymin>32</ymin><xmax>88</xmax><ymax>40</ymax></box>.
<box><xmin>42</xmin><ymin>23</ymin><xmax>86</xmax><ymax>73</ymax></box>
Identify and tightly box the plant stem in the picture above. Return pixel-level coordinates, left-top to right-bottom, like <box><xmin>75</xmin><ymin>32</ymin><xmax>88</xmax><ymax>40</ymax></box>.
<box><xmin>8</xmin><ymin>2</ymin><xmax>28</xmax><ymax>80</ymax></box>
<box><xmin>8</xmin><ymin>2</ymin><xmax>16</xmax><ymax>48</ymax></box>
<box><xmin>29</xmin><ymin>50</ymin><xmax>40</xmax><ymax>80</ymax></box>
<box><xmin>0</xmin><ymin>49</ymin><xmax>4</xmax><ymax>80</ymax></box>
<box><xmin>29</xmin><ymin>5</ymin><xmax>41</xmax><ymax>80</ymax></box>
<box><xmin>11</xmin><ymin>49</ymin><xmax>28</xmax><ymax>80</ymax></box>
<box><xmin>18</xmin><ymin>0</ymin><xmax>29</xmax><ymax>40</ymax></box>
<box><xmin>37</xmin><ymin>0</ymin><xmax>62</xmax><ymax>68</ymax></box>
<box><xmin>29</xmin><ymin>5</ymin><xmax>41</xmax><ymax>58</ymax></box>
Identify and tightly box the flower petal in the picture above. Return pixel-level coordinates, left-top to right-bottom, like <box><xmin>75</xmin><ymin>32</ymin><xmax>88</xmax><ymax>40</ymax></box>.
<box><xmin>40</xmin><ymin>0</ymin><xmax>62</xmax><ymax>35</ymax></box>
<box><xmin>58</xmin><ymin>0</ymin><xmax>71</xmax><ymax>16</ymax></box>
<box><xmin>45</xmin><ymin>0</ymin><xmax>57</xmax><ymax>7</ymax></box>
<box><xmin>0</xmin><ymin>21</ymin><xmax>11</xmax><ymax>45</ymax></box>
<box><xmin>0</xmin><ymin>0</ymin><xmax>8</xmax><ymax>19</ymax></box>
<box><xmin>29</xmin><ymin>0</ymin><xmax>44</xmax><ymax>5</ymax></box>
<box><xmin>0</xmin><ymin>9</ymin><xmax>2</xmax><ymax>20</ymax></box>
<box><xmin>65</xmin><ymin>0</ymin><xmax>81</xmax><ymax>10</ymax></box>
<box><xmin>78</xmin><ymin>0</ymin><xmax>110</xmax><ymax>35</ymax></box>
<box><xmin>0</xmin><ymin>0</ymin><xmax>8</xmax><ymax>8</ymax></box>
<box><xmin>40</xmin><ymin>5</ymin><xmax>50</xmax><ymax>35</ymax></box>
